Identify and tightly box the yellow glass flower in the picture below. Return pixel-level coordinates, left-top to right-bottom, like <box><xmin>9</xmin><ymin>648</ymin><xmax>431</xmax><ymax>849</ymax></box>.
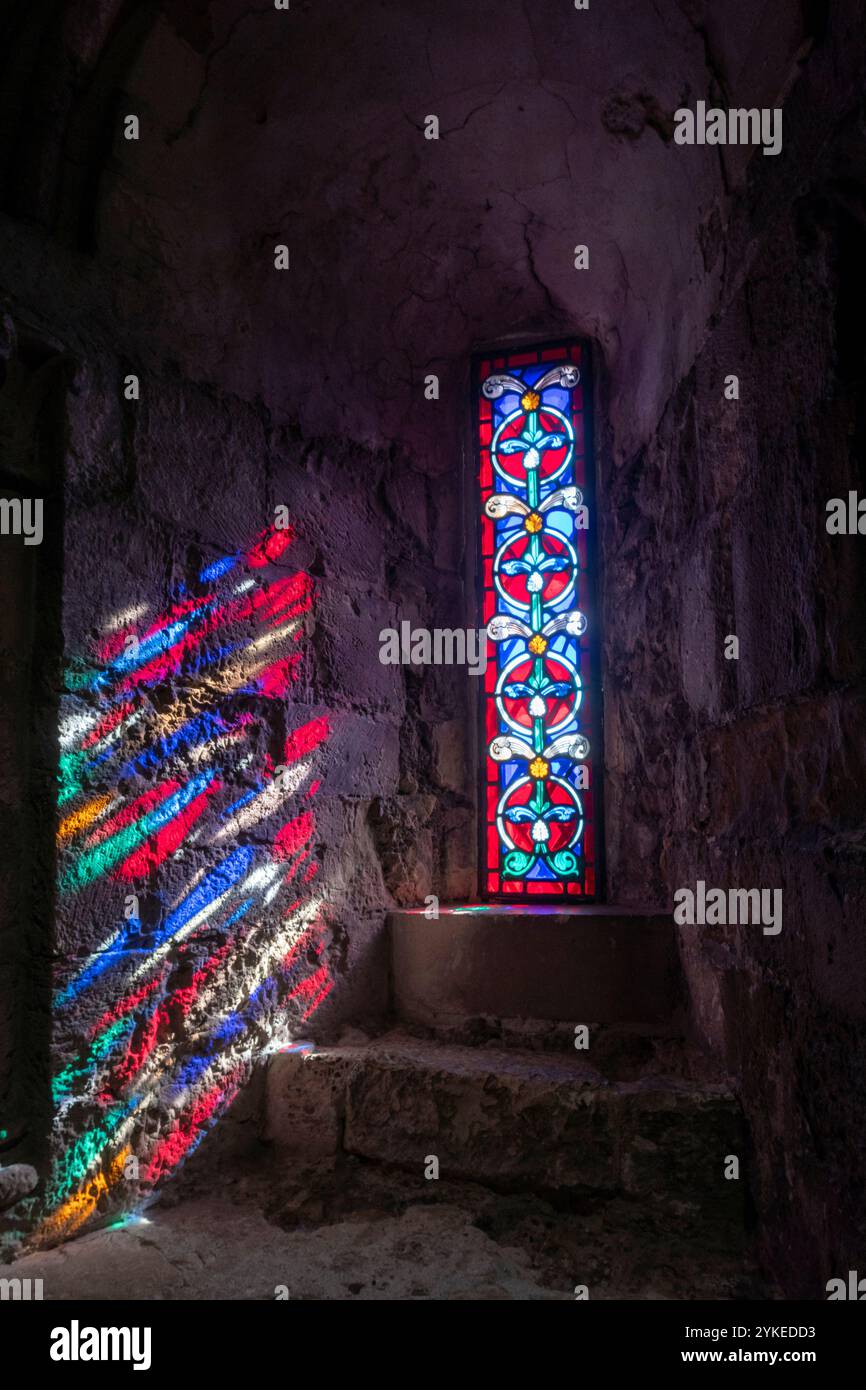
<box><xmin>529</xmin><ymin>756</ymin><xmax>549</xmax><ymax>779</ymax></box>
<box><xmin>524</xmin><ymin>512</ymin><xmax>543</xmax><ymax>533</ymax></box>
<box><xmin>521</xmin><ymin>390</ymin><xmax>541</xmax><ymax>412</ymax></box>
<box><xmin>528</xmin><ymin>634</ymin><xmax>547</xmax><ymax>655</ymax></box>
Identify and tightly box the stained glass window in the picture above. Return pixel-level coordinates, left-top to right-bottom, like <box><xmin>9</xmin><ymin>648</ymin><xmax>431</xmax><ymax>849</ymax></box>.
<box><xmin>475</xmin><ymin>341</ymin><xmax>602</xmax><ymax>900</ymax></box>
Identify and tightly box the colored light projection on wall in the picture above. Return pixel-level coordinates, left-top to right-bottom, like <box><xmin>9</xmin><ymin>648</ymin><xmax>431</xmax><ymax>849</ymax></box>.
<box><xmin>477</xmin><ymin>342</ymin><xmax>601</xmax><ymax>900</ymax></box>
<box><xmin>32</xmin><ymin>519</ymin><xmax>332</xmax><ymax>1247</ymax></box>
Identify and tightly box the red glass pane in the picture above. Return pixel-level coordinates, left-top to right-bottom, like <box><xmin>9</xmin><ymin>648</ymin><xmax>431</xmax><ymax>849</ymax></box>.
<box><xmin>485</xmin><ymin>700</ymin><xmax>497</xmax><ymax>742</ymax></box>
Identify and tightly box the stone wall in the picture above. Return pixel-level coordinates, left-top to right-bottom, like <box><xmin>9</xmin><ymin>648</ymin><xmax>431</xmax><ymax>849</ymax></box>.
<box><xmin>599</xmin><ymin>16</ymin><xmax>866</xmax><ymax>1291</ymax></box>
<box><xmin>1</xmin><ymin>326</ymin><xmax>457</xmax><ymax>1244</ymax></box>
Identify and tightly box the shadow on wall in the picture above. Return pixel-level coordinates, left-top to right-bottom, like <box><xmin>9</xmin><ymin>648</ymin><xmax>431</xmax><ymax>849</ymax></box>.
<box><xmin>11</xmin><ymin>519</ymin><xmax>333</xmax><ymax>1250</ymax></box>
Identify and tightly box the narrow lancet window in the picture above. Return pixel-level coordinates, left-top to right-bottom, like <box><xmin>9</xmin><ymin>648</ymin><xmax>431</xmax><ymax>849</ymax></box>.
<box><xmin>476</xmin><ymin>341</ymin><xmax>601</xmax><ymax>900</ymax></box>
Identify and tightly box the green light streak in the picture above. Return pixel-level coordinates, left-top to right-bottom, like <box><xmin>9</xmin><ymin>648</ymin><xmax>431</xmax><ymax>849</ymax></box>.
<box><xmin>51</xmin><ymin>1017</ymin><xmax>133</xmax><ymax>1104</ymax></box>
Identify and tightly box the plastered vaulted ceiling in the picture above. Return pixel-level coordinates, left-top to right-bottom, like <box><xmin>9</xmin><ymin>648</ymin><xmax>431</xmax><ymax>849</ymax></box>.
<box><xmin>4</xmin><ymin>0</ymin><xmax>813</xmax><ymax>460</ymax></box>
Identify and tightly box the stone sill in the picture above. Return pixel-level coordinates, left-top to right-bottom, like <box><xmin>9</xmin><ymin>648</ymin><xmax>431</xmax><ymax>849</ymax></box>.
<box><xmin>393</xmin><ymin>902</ymin><xmax>667</xmax><ymax>921</ymax></box>
<box><xmin>388</xmin><ymin>906</ymin><xmax>681</xmax><ymax>1028</ymax></box>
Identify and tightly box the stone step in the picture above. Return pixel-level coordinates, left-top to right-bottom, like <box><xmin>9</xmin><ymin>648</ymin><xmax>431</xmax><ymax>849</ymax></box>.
<box><xmin>389</xmin><ymin>907</ymin><xmax>684</xmax><ymax>1034</ymax></box>
<box><xmin>264</xmin><ymin>1031</ymin><xmax>745</xmax><ymax>1222</ymax></box>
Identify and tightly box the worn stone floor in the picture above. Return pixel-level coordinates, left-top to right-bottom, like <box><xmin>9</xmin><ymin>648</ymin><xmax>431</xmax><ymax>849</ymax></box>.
<box><xmin>4</xmin><ymin>1023</ymin><xmax>775</xmax><ymax>1301</ymax></box>
<box><xmin>9</xmin><ymin>1156</ymin><xmax>767</xmax><ymax>1301</ymax></box>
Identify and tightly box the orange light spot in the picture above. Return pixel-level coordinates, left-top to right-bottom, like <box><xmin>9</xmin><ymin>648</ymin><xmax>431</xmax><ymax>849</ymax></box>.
<box><xmin>57</xmin><ymin>793</ymin><xmax>112</xmax><ymax>843</ymax></box>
